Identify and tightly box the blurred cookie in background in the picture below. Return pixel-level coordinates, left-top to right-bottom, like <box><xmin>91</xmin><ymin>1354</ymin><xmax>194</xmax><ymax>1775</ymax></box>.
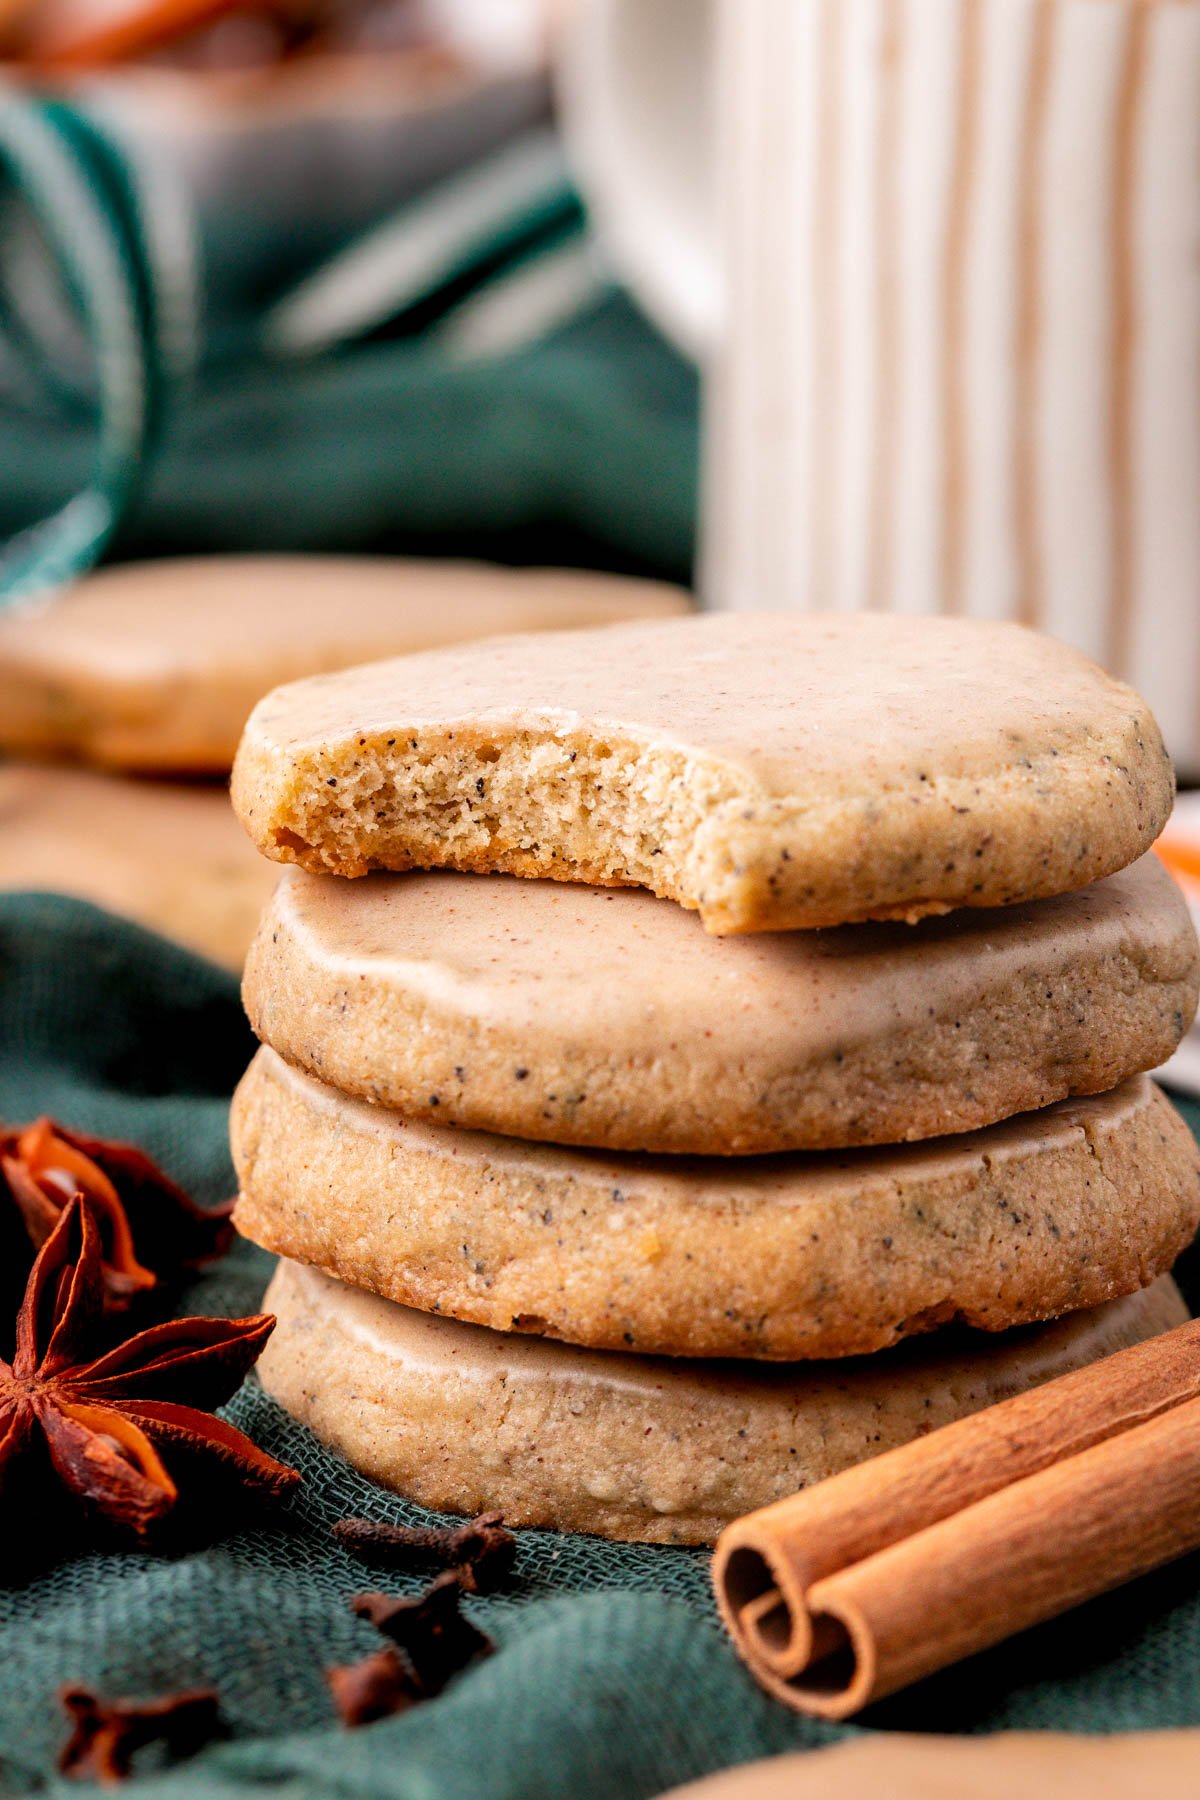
<box><xmin>657</xmin><ymin>1732</ymin><xmax>1200</xmax><ymax>1800</ymax></box>
<box><xmin>0</xmin><ymin>555</ymin><xmax>690</xmax><ymax>773</ymax></box>
<box><xmin>0</xmin><ymin>763</ymin><xmax>277</xmax><ymax>968</ymax></box>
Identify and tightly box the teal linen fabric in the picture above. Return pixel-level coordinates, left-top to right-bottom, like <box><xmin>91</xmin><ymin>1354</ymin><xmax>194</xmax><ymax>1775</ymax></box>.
<box><xmin>2</xmin><ymin>891</ymin><xmax>1200</xmax><ymax>1797</ymax></box>
<box><xmin>0</xmin><ymin>293</ymin><xmax>699</xmax><ymax>587</ymax></box>
<box><xmin>0</xmin><ymin>93</ymin><xmax>699</xmax><ymax>593</ymax></box>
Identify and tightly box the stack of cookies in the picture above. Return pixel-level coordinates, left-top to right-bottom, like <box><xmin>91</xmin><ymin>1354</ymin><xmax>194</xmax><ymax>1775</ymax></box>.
<box><xmin>229</xmin><ymin>614</ymin><xmax>1200</xmax><ymax>1545</ymax></box>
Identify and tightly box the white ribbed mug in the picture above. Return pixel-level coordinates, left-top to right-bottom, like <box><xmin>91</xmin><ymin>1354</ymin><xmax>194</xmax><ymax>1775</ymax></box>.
<box><xmin>560</xmin><ymin>0</ymin><xmax>1200</xmax><ymax>769</ymax></box>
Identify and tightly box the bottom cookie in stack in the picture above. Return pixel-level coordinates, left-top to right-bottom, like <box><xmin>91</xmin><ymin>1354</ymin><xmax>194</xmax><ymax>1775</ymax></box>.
<box><xmin>256</xmin><ymin>1260</ymin><xmax>1186</xmax><ymax>1546</ymax></box>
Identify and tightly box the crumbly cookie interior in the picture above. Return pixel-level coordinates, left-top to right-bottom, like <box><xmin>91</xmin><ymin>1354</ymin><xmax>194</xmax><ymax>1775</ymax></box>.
<box><xmin>266</xmin><ymin>728</ymin><xmax>742</xmax><ymax>916</ymax></box>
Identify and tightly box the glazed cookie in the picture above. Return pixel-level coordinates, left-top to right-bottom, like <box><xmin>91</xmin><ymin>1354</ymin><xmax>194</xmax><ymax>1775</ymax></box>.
<box><xmin>0</xmin><ymin>763</ymin><xmax>278</xmax><ymax>970</ymax></box>
<box><xmin>230</xmin><ymin>613</ymin><xmax>1172</xmax><ymax>932</ymax></box>
<box><xmin>256</xmin><ymin>1259</ymin><xmax>1187</xmax><ymax>1545</ymax></box>
<box><xmin>233</xmin><ymin>1054</ymin><xmax>1200</xmax><ymax>1360</ymax></box>
<box><xmin>0</xmin><ymin>557</ymin><xmax>688</xmax><ymax>774</ymax></box>
<box><xmin>659</xmin><ymin>1734</ymin><xmax>1200</xmax><ymax>1800</ymax></box>
<box><xmin>242</xmin><ymin>859</ymin><xmax>1197</xmax><ymax>1155</ymax></box>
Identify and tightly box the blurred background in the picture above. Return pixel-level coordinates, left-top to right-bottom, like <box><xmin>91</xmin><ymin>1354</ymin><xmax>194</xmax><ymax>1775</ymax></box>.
<box><xmin>0</xmin><ymin>0</ymin><xmax>1198</xmax><ymax>1091</ymax></box>
<box><xmin>0</xmin><ymin>0</ymin><xmax>702</xmax><ymax>970</ymax></box>
<box><xmin>0</xmin><ymin>0</ymin><xmax>698</xmax><ymax>582</ymax></box>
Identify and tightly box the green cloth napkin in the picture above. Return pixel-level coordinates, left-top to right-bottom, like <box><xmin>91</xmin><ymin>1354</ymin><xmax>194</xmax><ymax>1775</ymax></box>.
<box><xmin>0</xmin><ymin>96</ymin><xmax>699</xmax><ymax>599</ymax></box>
<box><xmin>2</xmin><ymin>891</ymin><xmax>1200</xmax><ymax>1798</ymax></box>
<box><xmin>0</xmin><ymin>293</ymin><xmax>698</xmax><ymax>585</ymax></box>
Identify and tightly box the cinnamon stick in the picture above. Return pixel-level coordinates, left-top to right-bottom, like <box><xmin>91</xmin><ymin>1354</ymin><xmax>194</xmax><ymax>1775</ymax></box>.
<box><xmin>713</xmin><ymin>1316</ymin><xmax>1200</xmax><ymax>1718</ymax></box>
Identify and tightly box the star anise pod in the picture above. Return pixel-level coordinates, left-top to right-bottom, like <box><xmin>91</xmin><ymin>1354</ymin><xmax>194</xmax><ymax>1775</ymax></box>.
<box><xmin>0</xmin><ymin>1195</ymin><xmax>298</xmax><ymax>1551</ymax></box>
<box><xmin>333</xmin><ymin>1511</ymin><xmax>516</xmax><ymax>1592</ymax></box>
<box><xmin>58</xmin><ymin>1684</ymin><xmax>224</xmax><ymax>1784</ymax></box>
<box><xmin>0</xmin><ymin>1118</ymin><xmax>232</xmax><ymax>1321</ymax></box>
<box><xmin>328</xmin><ymin>1571</ymin><xmax>495</xmax><ymax>1728</ymax></box>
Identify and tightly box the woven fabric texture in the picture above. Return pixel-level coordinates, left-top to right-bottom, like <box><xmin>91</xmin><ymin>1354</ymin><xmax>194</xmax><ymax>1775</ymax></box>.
<box><xmin>1</xmin><ymin>891</ymin><xmax>1199</xmax><ymax>1797</ymax></box>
